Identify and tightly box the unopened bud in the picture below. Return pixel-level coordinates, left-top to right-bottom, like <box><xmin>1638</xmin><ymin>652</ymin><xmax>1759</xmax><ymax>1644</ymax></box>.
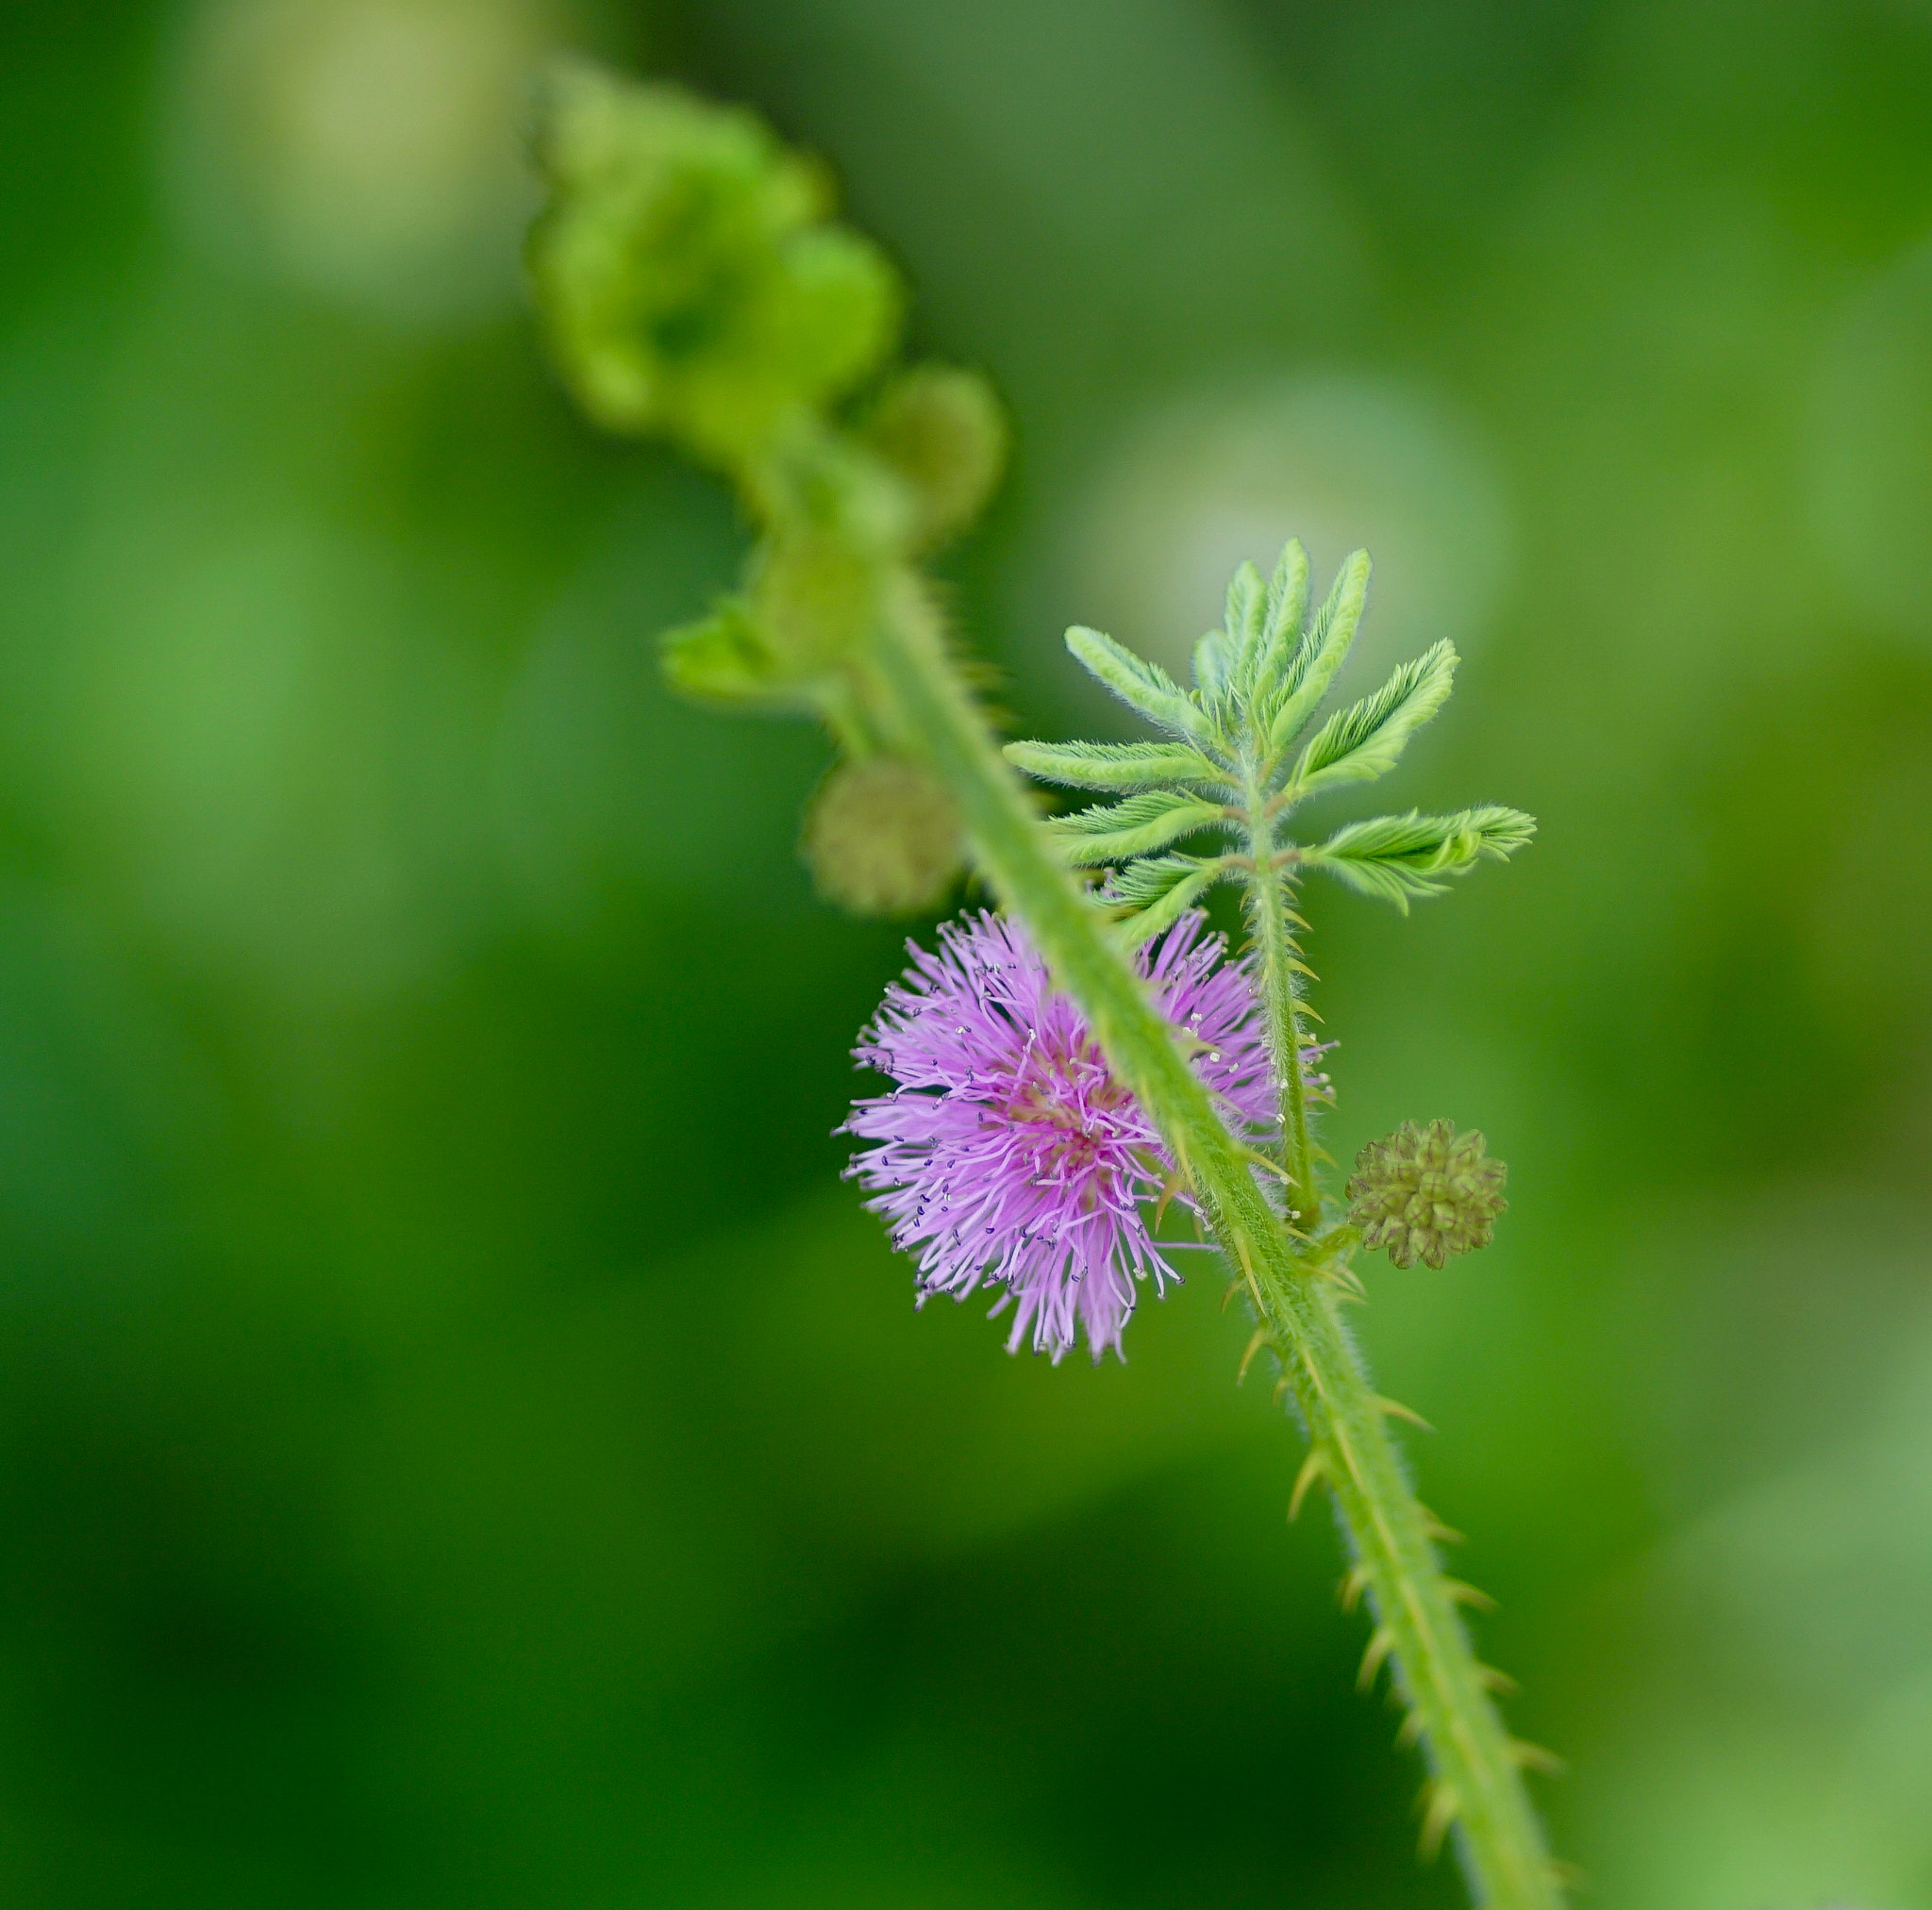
<box><xmin>859</xmin><ymin>365</ymin><xmax>1008</xmax><ymax>551</ymax></box>
<box><xmin>802</xmin><ymin>757</ymin><xmax>963</xmax><ymax>915</ymax></box>
<box><xmin>1346</xmin><ymin>1120</ymin><xmax>1507</xmax><ymax>1271</ymax></box>
<box><xmin>529</xmin><ymin>60</ymin><xmax>902</xmax><ymax>466</ymax></box>
<box><xmin>752</xmin><ymin>533</ymin><xmax>882</xmax><ymax>674</ymax></box>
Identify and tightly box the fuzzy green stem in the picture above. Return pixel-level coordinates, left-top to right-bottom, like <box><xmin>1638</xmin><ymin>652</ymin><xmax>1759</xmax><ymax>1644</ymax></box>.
<box><xmin>1244</xmin><ymin>772</ymin><xmax>1318</xmax><ymax>1224</ymax></box>
<box><xmin>870</xmin><ymin>586</ymin><xmax>1561</xmax><ymax>1910</ymax></box>
<box><xmin>1250</xmin><ymin>1262</ymin><xmax>1562</xmax><ymax>1907</ymax></box>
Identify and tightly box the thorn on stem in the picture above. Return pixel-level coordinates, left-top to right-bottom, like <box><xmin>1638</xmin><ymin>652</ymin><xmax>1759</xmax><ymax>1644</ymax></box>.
<box><xmin>1509</xmin><ymin>1738</ymin><xmax>1567</xmax><ymax>1776</ymax></box>
<box><xmin>1237</xmin><ymin>1326</ymin><xmax>1274</xmax><ymax>1385</ymax></box>
<box><xmin>1445</xmin><ymin>1579</ymin><xmax>1498</xmax><ymax>1613</ymax></box>
<box><xmin>1357</xmin><ymin>1626</ymin><xmax>1396</xmax><ymax>1691</ymax></box>
<box><xmin>1477</xmin><ymin>1664</ymin><xmax>1521</xmax><ymax>1697</ymax></box>
<box><xmin>1289</xmin><ymin>1448</ymin><xmax>1326</xmax><ymax>1521</ymax></box>
<box><xmin>1375</xmin><ymin>1395</ymin><xmax>1435</xmax><ymax>1433</ymax></box>
<box><xmin>1322</xmin><ymin>1262</ymin><xmax>1368</xmax><ymax>1302</ymax></box>
<box><xmin>1339</xmin><ymin>1564</ymin><xmax>1371</xmax><ymax>1613</ymax></box>
<box><xmin>1418</xmin><ymin>1781</ymin><xmax>1461</xmax><ymax>1861</ymax></box>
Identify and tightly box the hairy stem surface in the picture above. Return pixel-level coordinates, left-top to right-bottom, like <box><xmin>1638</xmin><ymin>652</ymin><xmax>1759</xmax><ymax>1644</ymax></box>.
<box><xmin>1243</xmin><ymin>770</ymin><xmax>1317</xmax><ymax>1223</ymax></box>
<box><xmin>872</xmin><ymin>589</ymin><xmax>1561</xmax><ymax>1910</ymax></box>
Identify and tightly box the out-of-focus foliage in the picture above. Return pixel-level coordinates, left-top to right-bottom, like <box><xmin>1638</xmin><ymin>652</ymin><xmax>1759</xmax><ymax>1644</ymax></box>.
<box><xmin>529</xmin><ymin>58</ymin><xmax>902</xmax><ymax>460</ymax></box>
<box><xmin>1</xmin><ymin>2</ymin><xmax>1931</xmax><ymax>1908</ymax></box>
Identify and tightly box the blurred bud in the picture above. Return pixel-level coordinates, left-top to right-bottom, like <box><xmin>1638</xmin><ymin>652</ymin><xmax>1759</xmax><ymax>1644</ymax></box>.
<box><xmin>529</xmin><ymin>60</ymin><xmax>903</xmax><ymax>468</ymax></box>
<box><xmin>1345</xmin><ymin>1120</ymin><xmax>1507</xmax><ymax>1271</ymax></box>
<box><xmin>801</xmin><ymin>757</ymin><xmax>963</xmax><ymax>915</ymax></box>
<box><xmin>859</xmin><ymin>365</ymin><xmax>1008</xmax><ymax>551</ymax></box>
<box><xmin>751</xmin><ymin>535</ymin><xmax>884</xmax><ymax>677</ymax></box>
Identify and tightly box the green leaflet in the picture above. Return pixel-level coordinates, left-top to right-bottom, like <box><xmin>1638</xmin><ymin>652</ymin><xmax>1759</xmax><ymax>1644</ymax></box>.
<box><xmin>660</xmin><ymin>598</ymin><xmax>801</xmax><ymax>707</ymax></box>
<box><xmin>1105</xmin><ymin>854</ymin><xmax>1229</xmax><ymax>947</ymax></box>
<box><xmin>1044</xmin><ymin>789</ymin><xmax>1231</xmax><ymax>865</ymax></box>
<box><xmin>1256</xmin><ymin>540</ymin><xmax>1311</xmax><ymax>685</ymax></box>
<box><xmin>1192</xmin><ymin>628</ymin><xmax>1238</xmax><ymax>712</ymax></box>
<box><xmin>1240</xmin><ymin>540</ymin><xmax>1311</xmax><ymax>729</ymax></box>
<box><xmin>1304</xmin><ymin>806</ymin><xmax>1536</xmax><ymax>911</ymax></box>
<box><xmin>1262</xmin><ymin>548</ymin><xmax>1372</xmax><ymax>757</ymax></box>
<box><xmin>1221</xmin><ymin>559</ymin><xmax>1267</xmax><ymax>701</ymax></box>
<box><xmin>1001</xmin><ymin>739</ymin><xmax>1232</xmax><ymax>792</ymax></box>
<box><xmin>1288</xmin><ymin>640</ymin><xmax>1457</xmax><ymax>799</ymax></box>
<box><xmin>1064</xmin><ymin>625</ymin><xmax>1218</xmax><ymax>745</ymax></box>
<box><xmin>1107</xmin><ymin>852</ymin><xmax>1215</xmax><ymax>905</ymax></box>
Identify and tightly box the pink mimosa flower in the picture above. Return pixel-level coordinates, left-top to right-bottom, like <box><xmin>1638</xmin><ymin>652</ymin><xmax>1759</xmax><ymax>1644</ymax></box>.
<box><xmin>844</xmin><ymin>910</ymin><xmax>1299</xmax><ymax>1363</ymax></box>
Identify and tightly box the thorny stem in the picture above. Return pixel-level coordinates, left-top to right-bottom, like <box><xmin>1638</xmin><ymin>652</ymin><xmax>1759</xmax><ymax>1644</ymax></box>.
<box><xmin>1242</xmin><ymin>763</ymin><xmax>1317</xmax><ymax>1223</ymax></box>
<box><xmin>871</xmin><ymin>583</ymin><xmax>1563</xmax><ymax>1910</ymax></box>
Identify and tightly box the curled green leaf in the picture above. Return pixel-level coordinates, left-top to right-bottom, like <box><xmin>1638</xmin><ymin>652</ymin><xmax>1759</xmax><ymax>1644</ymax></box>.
<box><xmin>1301</xmin><ymin>805</ymin><xmax>1536</xmax><ymax>910</ymax></box>
<box><xmin>1262</xmin><ymin>549</ymin><xmax>1372</xmax><ymax>758</ymax></box>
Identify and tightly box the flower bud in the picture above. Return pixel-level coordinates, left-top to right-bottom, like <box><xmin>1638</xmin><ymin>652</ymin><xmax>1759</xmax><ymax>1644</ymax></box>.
<box><xmin>529</xmin><ymin>60</ymin><xmax>902</xmax><ymax>468</ymax></box>
<box><xmin>751</xmin><ymin>534</ymin><xmax>882</xmax><ymax>676</ymax></box>
<box><xmin>859</xmin><ymin>366</ymin><xmax>1008</xmax><ymax>551</ymax></box>
<box><xmin>1345</xmin><ymin>1120</ymin><xmax>1507</xmax><ymax>1271</ymax></box>
<box><xmin>801</xmin><ymin>757</ymin><xmax>963</xmax><ymax>915</ymax></box>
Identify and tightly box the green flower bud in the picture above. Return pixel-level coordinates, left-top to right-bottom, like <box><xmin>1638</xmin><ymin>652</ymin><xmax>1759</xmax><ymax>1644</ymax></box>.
<box><xmin>529</xmin><ymin>60</ymin><xmax>902</xmax><ymax>469</ymax></box>
<box><xmin>858</xmin><ymin>365</ymin><xmax>1008</xmax><ymax>551</ymax></box>
<box><xmin>801</xmin><ymin>756</ymin><xmax>963</xmax><ymax>915</ymax></box>
<box><xmin>1346</xmin><ymin>1120</ymin><xmax>1507</xmax><ymax>1271</ymax></box>
<box><xmin>751</xmin><ymin>534</ymin><xmax>886</xmax><ymax>678</ymax></box>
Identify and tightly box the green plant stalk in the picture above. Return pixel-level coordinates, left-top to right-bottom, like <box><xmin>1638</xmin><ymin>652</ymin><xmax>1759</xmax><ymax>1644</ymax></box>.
<box><xmin>1242</xmin><ymin>771</ymin><xmax>1318</xmax><ymax>1220</ymax></box>
<box><xmin>871</xmin><ymin>587</ymin><xmax>1561</xmax><ymax>1910</ymax></box>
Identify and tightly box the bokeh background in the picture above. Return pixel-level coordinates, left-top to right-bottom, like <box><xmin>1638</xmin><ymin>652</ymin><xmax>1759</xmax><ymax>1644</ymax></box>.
<box><xmin>2</xmin><ymin>1</ymin><xmax>1930</xmax><ymax>1904</ymax></box>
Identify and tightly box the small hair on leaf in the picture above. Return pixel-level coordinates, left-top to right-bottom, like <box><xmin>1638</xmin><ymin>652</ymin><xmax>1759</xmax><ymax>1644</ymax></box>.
<box><xmin>1043</xmin><ymin>789</ymin><xmax>1231</xmax><ymax>865</ymax></box>
<box><xmin>1302</xmin><ymin>806</ymin><xmax>1536</xmax><ymax>912</ymax></box>
<box><xmin>1287</xmin><ymin>639</ymin><xmax>1457</xmax><ymax>799</ymax></box>
<box><xmin>1002</xmin><ymin>738</ymin><xmax>1232</xmax><ymax>793</ymax></box>
<box><xmin>1065</xmin><ymin>625</ymin><xmax>1221</xmax><ymax>746</ymax></box>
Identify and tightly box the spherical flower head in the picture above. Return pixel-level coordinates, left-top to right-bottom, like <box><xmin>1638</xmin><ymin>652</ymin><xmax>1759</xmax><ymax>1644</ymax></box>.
<box><xmin>844</xmin><ymin>910</ymin><xmax>1276</xmax><ymax>1363</ymax></box>
<box><xmin>1345</xmin><ymin>1119</ymin><xmax>1507</xmax><ymax>1271</ymax></box>
<box><xmin>801</xmin><ymin>756</ymin><xmax>962</xmax><ymax>916</ymax></box>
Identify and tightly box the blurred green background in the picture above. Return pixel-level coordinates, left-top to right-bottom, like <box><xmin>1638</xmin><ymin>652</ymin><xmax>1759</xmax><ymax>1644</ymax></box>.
<box><xmin>2</xmin><ymin>1</ymin><xmax>1930</xmax><ymax>1904</ymax></box>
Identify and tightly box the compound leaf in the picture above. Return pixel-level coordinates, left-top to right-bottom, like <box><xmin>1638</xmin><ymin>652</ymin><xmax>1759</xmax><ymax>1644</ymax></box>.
<box><xmin>1263</xmin><ymin>549</ymin><xmax>1372</xmax><ymax>757</ymax></box>
<box><xmin>1288</xmin><ymin>640</ymin><xmax>1456</xmax><ymax>799</ymax></box>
